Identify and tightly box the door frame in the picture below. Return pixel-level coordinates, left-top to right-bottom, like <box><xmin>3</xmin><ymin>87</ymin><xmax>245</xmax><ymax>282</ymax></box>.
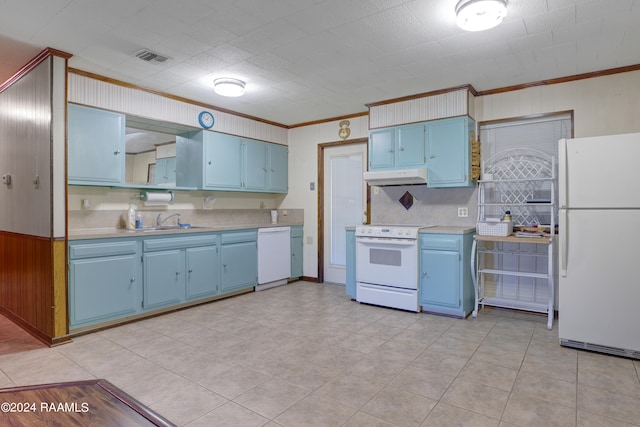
<box><xmin>317</xmin><ymin>138</ymin><xmax>370</xmax><ymax>283</ymax></box>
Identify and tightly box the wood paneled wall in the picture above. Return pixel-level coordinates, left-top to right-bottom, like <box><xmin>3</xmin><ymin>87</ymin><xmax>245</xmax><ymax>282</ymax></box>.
<box><xmin>0</xmin><ymin>49</ymin><xmax>71</xmax><ymax>346</ymax></box>
<box><xmin>368</xmin><ymin>87</ymin><xmax>471</xmax><ymax>129</ymax></box>
<box><xmin>0</xmin><ymin>231</ymin><xmax>55</xmax><ymax>344</ymax></box>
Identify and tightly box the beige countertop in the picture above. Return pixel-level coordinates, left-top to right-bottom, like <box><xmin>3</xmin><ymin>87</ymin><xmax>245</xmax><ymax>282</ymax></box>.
<box><xmin>68</xmin><ymin>223</ymin><xmax>302</xmax><ymax>240</ymax></box>
<box><xmin>420</xmin><ymin>226</ymin><xmax>476</xmax><ymax>235</ymax></box>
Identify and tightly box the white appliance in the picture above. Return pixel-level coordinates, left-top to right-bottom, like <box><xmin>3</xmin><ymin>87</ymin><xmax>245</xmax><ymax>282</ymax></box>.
<box><xmin>256</xmin><ymin>226</ymin><xmax>291</xmax><ymax>291</ymax></box>
<box><xmin>558</xmin><ymin>133</ymin><xmax>640</xmax><ymax>359</ymax></box>
<box><xmin>355</xmin><ymin>225</ymin><xmax>426</xmax><ymax>312</ymax></box>
<box><xmin>363</xmin><ymin>167</ymin><xmax>427</xmax><ymax>186</ymax></box>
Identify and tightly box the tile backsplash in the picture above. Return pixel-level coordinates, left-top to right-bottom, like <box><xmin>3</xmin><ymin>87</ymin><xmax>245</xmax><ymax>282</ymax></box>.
<box><xmin>370</xmin><ymin>185</ymin><xmax>478</xmax><ymax>227</ymax></box>
<box><xmin>68</xmin><ymin>208</ymin><xmax>304</xmax><ymax>230</ymax></box>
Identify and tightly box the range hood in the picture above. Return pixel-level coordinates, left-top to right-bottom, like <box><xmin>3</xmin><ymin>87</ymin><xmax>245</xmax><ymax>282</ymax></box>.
<box><xmin>363</xmin><ymin>167</ymin><xmax>427</xmax><ymax>186</ymax></box>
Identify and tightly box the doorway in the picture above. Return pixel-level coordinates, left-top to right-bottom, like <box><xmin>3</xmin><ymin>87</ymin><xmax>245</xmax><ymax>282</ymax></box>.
<box><xmin>318</xmin><ymin>139</ymin><xmax>368</xmax><ymax>284</ymax></box>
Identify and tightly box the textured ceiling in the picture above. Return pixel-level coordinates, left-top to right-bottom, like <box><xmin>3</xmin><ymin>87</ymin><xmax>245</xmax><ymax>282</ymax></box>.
<box><xmin>1</xmin><ymin>0</ymin><xmax>639</xmax><ymax>126</ymax></box>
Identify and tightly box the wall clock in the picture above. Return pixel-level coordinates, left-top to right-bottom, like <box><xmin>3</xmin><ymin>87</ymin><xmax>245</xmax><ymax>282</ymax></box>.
<box><xmin>198</xmin><ymin>111</ymin><xmax>215</xmax><ymax>129</ymax></box>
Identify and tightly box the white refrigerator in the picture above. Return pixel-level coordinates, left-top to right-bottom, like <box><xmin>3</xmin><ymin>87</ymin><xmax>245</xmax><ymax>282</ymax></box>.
<box><xmin>558</xmin><ymin>133</ymin><xmax>640</xmax><ymax>359</ymax></box>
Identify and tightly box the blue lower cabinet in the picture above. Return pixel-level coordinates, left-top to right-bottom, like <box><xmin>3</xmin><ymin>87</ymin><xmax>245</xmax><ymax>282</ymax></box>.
<box><xmin>143</xmin><ymin>249</ymin><xmax>185</xmax><ymax>310</ymax></box>
<box><xmin>345</xmin><ymin>229</ymin><xmax>356</xmax><ymax>298</ymax></box>
<box><xmin>69</xmin><ymin>230</ymin><xmax>258</xmax><ymax>330</ymax></box>
<box><xmin>68</xmin><ymin>239</ymin><xmax>142</xmax><ymax>329</ymax></box>
<box><xmin>186</xmin><ymin>245</ymin><xmax>220</xmax><ymax>300</ymax></box>
<box><xmin>220</xmin><ymin>230</ymin><xmax>257</xmax><ymax>293</ymax></box>
<box><xmin>290</xmin><ymin>226</ymin><xmax>303</xmax><ymax>279</ymax></box>
<box><xmin>142</xmin><ymin>234</ymin><xmax>221</xmax><ymax>310</ymax></box>
<box><xmin>419</xmin><ymin>232</ymin><xmax>475</xmax><ymax>317</ymax></box>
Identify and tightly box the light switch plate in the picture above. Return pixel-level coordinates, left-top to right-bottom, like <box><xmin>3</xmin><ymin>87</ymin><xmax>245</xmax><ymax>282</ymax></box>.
<box><xmin>2</xmin><ymin>174</ymin><xmax>11</xmax><ymax>185</ymax></box>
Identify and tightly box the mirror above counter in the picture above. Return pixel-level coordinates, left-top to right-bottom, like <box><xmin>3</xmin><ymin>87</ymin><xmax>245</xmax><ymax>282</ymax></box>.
<box><xmin>124</xmin><ymin>115</ymin><xmax>198</xmax><ymax>190</ymax></box>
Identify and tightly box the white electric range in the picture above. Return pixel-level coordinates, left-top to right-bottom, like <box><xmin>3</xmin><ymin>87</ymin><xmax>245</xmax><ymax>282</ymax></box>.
<box><xmin>355</xmin><ymin>225</ymin><xmax>431</xmax><ymax>312</ymax></box>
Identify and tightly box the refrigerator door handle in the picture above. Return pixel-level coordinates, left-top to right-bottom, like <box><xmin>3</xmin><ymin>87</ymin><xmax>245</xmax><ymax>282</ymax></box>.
<box><xmin>560</xmin><ymin>208</ymin><xmax>568</xmax><ymax>277</ymax></box>
<box><xmin>558</xmin><ymin>138</ymin><xmax>568</xmax><ymax>209</ymax></box>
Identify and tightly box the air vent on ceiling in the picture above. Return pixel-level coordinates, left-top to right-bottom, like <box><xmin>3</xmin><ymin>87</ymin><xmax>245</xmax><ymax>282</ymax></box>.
<box><xmin>134</xmin><ymin>49</ymin><xmax>170</xmax><ymax>64</ymax></box>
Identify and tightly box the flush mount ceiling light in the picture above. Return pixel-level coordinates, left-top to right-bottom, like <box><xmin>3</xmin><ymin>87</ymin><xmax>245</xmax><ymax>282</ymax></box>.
<box><xmin>213</xmin><ymin>78</ymin><xmax>246</xmax><ymax>97</ymax></box>
<box><xmin>456</xmin><ymin>0</ymin><xmax>507</xmax><ymax>32</ymax></box>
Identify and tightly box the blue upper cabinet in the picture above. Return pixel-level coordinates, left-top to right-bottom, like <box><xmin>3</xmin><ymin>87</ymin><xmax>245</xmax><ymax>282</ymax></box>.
<box><xmin>68</xmin><ymin>104</ymin><xmax>125</xmax><ymax>185</ymax></box>
<box><xmin>398</xmin><ymin>124</ymin><xmax>427</xmax><ymax>168</ymax></box>
<box><xmin>369</xmin><ymin>123</ymin><xmax>426</xmax><ymax>170</ymax></box>
<box><xmin>154</xmin><ymin>157</ymin><xmax>176</xmax><ymax>186</ymax></box>
<box><xmin>204</xmin><ymin>132</ymin><xmax>243</xmax><ymax>190</ymax></box>
<box><xmin>369</xmin><ymin>127</ymin><xmax>395</xmax><ymax>169</ymax></box>
<box><xmin>177</xmin><ymin>130</ymin><xmax>287</xmax><ymax>193</ymax></box>
<box><xmin>243</xmin><ymin>138</ymin><xmax>267</xmax><ymax>191</ymax></box>
<box><xmin>426</xmin><ymin>116</ymin><xmax>475</xmax><ymax>188</ymax></box>
<box><xmin>267</xmin><ymin>143</ymin><xmax>288</xmax><ymax>193</ymax></box>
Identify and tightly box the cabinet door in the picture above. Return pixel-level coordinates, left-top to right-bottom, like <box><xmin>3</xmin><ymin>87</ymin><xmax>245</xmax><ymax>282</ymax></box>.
<box><xmin>290</xmin><ymin>226</ymin><xmax>303</xmax><ymax>279</ymax></box>
<box><xmin>69</xmin><ymin>254</ymin><xmax>140</xmax><ymax>328</ymax></box>
<box><xmin>154</xmin><ymin>157</ymin><xmax>176</xmax><ymax>185</ymax></box>
<box><xmin>427</xmin><ymin>117</ymin><xmax>470</xmax><ymax>187</ymax></box>
<box><xmin>185</xmin><ymin>245</ymin><xmax>220</xmax><ymax>300</ymax></box>
<box><xmin>68</xmin><ymin>104</ymin><xmax>125</xmax><ymax>185</ymax></box>
<box><xmin>345</xmin><ymin>229</ymin><xmax>356</xmax><ymax>298</ymax></box>
<box><xmin>369</xmin><ymin>128</ymin><xmax>395</xmax><ymax>170</ymax></box>
<box><xmin>221</xmin><ymin>241</ymin><xmax>257</xmax><ymax>292</ymax></box>
<box><xmin>204</xmin><ymin>132</ymin><xmax>242</xmax><ymax>189</ymax></box>
<box><xmin>143</xmin><ymin>250</ymin><xmax>185</xmax><ymax>310</ymax></box>
<box><xmin>397</xmin><ymin>123</ymin><xmax>426</xmax><ymax>168</ymax></box>
<box><xmin>420</xmin><ymin>248</ymin><xmax>460</xmax><ymax>308</ymax></box>
<box><xmin>267</xmin><ymin>143</ymin><xmax>288</xmax><ymax>193</ymax></box>
<box><xmin>243</xmin><ymin>139</ymin><xmax>267</xmax><ymax>191</ymax></box>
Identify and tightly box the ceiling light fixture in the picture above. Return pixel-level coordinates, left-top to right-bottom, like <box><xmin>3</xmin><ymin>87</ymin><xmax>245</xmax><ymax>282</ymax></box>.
<box><xmin>455</xmin><ymin>0</ymin><xmax>507</xmax><ymax>32</ymax></box>
<box><xmin>213</xmin><ymin>78</ymin><xmax>246</xmax><ymax>97</ymax></box>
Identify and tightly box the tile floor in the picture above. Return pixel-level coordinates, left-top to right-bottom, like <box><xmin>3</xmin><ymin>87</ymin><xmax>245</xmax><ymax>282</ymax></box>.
<box><xmin>1</xmin><ymin>281</ymin><xmax>639</xmax><ymax>426</ymax></box>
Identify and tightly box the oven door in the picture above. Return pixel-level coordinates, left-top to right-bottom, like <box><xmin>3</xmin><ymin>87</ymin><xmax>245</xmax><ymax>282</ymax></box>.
<box><xmin>356</xmin><ymin>237</ymin><xmax>418</xmax><ymax>289</ymax></box>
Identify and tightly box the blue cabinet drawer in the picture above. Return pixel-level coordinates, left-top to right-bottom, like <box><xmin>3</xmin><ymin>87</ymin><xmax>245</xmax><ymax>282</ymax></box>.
<box><xmin>69</xmin><ymin>240</ymin><xmax>138</xmax><ymax>259</ymax></box>
<box><xmin>221</xmin><ymin>230</ymin><xmax>257</xmax><ymax>244</ymax></box>
<box><xmin>420</xmin><ymin>235</ymin><xmax>460</xmax><ymax>251</ymax></box>
<box><xmin>143</xmin><ymin>234</ymin><xmax>218</xmax><ymax>251</ymax></box>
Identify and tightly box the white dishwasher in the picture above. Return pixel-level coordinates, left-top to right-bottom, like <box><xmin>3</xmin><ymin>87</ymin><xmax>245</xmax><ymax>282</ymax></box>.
<box><xmin>256</xmin><ymin>227</ymin><xmax>291</xmax><ymax>291</ymax></box>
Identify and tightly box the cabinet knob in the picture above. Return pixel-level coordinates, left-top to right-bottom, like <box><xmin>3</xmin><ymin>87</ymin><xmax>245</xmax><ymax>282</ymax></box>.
<box><xmin>399</xmin><ymin>146</ymin><xmax>404</xmax><ymax>151</ymax></box>
<box><xmin>188</xmin><ymin>268</ymin><xmax>193</xmax><ymax>273</ymax></box>
<box><xmin>114</xmin><ymin>149</ymin><xmax>121</xmax><ymax>155</ymax></box>
<box><xmin>387</xmin><ymin>148</ymin><xmax>393</xmax><ymax>153</ymax></box>
<box><xmin>422</xmin><ymin>271</ymin><xmax>427</xmax><ymax>276</ymax></box>
<box><xmin>208</xmin><ymin>160</ymin><xmax>212</xmax><ymax>165</ymax></box>
<box><xmin>130</xmin><ymin>277</ymin><xmax>136</xmax><ymax>283</ymax></box>
<box><xmin>176</xmin><ymin>270</ymin><xmax>180</xmax><ymax>275</ymax></box>
<box><xmin>430</xmin><ymin>154</ymin><xmax>436</xmax><ymax>159</ymax></box>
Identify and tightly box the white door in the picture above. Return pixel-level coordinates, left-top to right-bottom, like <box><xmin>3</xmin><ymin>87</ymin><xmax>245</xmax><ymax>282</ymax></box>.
<box><xmin>323</xmin><ymin>143</ymin><xmax>367</xmax><ymax>284</ymax></box>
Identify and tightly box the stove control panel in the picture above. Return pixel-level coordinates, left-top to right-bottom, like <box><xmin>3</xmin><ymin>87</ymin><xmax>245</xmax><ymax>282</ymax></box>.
<box><xmin>355</xmin><ymin>226</ymin><xmax>422</xmax><ymax>239</ymax></box>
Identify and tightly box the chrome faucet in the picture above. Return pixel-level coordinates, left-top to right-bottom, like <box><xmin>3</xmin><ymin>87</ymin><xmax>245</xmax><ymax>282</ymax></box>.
<box><xmin>156</xmin><ymin>212</ymin><xmax>181</xmax><ymax>227</ymax></box>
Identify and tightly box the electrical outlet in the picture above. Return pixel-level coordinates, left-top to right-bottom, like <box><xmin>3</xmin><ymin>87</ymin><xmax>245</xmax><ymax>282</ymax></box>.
<box><xmin>457</xmin><ymin>207</ymin><xmax>469</xmax><ymax>217</ymax></box>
